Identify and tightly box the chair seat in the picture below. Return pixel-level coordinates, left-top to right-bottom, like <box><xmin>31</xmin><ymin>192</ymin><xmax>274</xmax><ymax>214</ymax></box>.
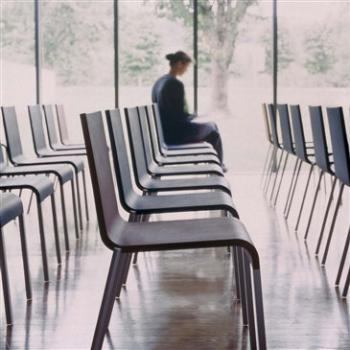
<box><xmin>167</xmin><ymin>142</ymin><xmax>213</xmax><ymax>150</ymax></box>
<box><xmin>109</xmin><ymin>216</ymin><xmax>258</xmax><ymax>265</ymax></box>
<box><xmin>38</xmin><ymin>148</ymin><xmax>86</xmax><ymax>158</ymax></box>
<box><xmin>62</xmin><ymin>143</ymin><xmax>85</xmax><ymax>150</ymax></box>
<box><xmin>163</xmin><ymin>145</ymin><xmax>217</xmax><ymax>157</ymax></box>
<box><xmin>14</xmin><ymin>156</ymin><xmax>85</xmax><ymax>172</ymax></box>
<box><xmin>125</xmin><ymin>189</ymin><xmax>238</xmax><ymax>218</ymax></box>
<box><xmin>156</xmin><ymin>152</ymin><xmax>220</xmax><ymax>165</ymax></box>
<box><xmin>1</xmin><ymin>164</ymin><xmax>73</xmax><ymax>184</ymax></box>
<box><xmin>0</xmin><ymin>193</ymin><xmax>23</xmax><ymax>226</ymax></box>
<box><xmin>51</xmin><ymin>143</ymin><xmax>86</xmax><ymax>154</ymax></box>
<box><xmin>141</xmin><ymin>173</ymin><xmax>231</xmax><ymax>194</ymax></box>
<box><xmin>149</xmin><ymin>161</ymin><xmax>224</xmax><ymax>176</ymax></box>
<box><xmin>0</xmin><ymin>176</ymin><xmax>54</xmax><ymax>202</ymax></box>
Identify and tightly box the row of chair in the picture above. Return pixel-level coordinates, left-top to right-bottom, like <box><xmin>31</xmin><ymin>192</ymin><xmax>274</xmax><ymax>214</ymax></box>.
<box><xmin>0</xmin><ymin>105</ymin><xmax>90</xmax><ymax>325</ymax></box>
<box><xmin>79</xmin><ymin>104</ymin><xmax>267</xmax><ymax>349</ymax></box>
<box><xmin>262</xmin><ymin>103</ymin><xmax>349</xmax><ymax>298</ymax></box>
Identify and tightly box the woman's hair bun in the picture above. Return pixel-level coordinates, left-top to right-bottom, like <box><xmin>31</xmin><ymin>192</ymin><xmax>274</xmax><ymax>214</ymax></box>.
<box><xmin>165</xmin><ymin>51</ymin><xmax>192</xmax><ymax>66</ymax></box>
<box><xmin>165</xmin><ymin>53</ymin><xmax>175</xmax><ymax>61</ymax></box>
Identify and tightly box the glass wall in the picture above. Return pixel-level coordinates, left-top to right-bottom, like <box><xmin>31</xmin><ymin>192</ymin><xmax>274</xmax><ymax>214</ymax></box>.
<box><xmin>198</xmin><ymin>0</ymin><xmax>272</xmax><ymax>172</ymax></box>
<box><xmin>118</xmin><ymin>0</ymin><xmax>193</xmax><ymax>109</ymax></box>
<box><xmin>41</xmin><ymin>1</ymin><xmax>114</xmax><ymax>142</ymax></box>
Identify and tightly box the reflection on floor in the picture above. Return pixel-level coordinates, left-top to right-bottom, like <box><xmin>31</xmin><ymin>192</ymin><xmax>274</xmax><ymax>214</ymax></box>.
<box><xmin>0</xmin><ymin>173</ymin><xmax>349</xmax><ymax>349</ymax></box>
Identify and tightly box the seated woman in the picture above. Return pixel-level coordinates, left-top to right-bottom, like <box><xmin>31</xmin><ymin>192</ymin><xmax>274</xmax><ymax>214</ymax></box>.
<box><xmin>151</xmin><ymin>50</ymin><xmax>226</xmax><ymax>171</ymax></box>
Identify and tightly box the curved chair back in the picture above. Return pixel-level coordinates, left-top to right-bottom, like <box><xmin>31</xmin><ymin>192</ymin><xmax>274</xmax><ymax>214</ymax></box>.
<box><xmin>277</xmin><ymin>104</ymin><xmax>294</xmax><ymax>154</ymax></box>
<box><xmin>1</xmin><ymin>106</ymin><xmax>24</xmax><ymax>161</ymax></box>
<box><xmin>262</xmin><ymin>104</ymin><xmax>272</xmax><ymax>144</ymax></box>
<box><xmin>152</xmin><ymin>103</ymin><xmax>167</xmax><ymax>147</ymax></box>
<box><xmin>55</xmin><ymin>104</ymin><xmax>70</xmax><ymax>145</ymax></box>
<box><xmin>80</xmin><ymin>111</ymin><xmax>120</xmax><ymax>249</ymax></box>
<box><xmin>28</xmin><ymin>105</ymin><xmax>48</xmax><ymax>154</ymax></box>
<box><xmin>309</xmin><ymin>106</ymin><xmax>331</xmax><ymax>173</ymax></box>
<box><xmin>145</xmin><ymin>105</ymin><xmax>164</xmax><ymax>155</ymax></box>
<box><xmin>290</xmin><ymin>105</ymin><xmax>309</xmax><ymax>163</ymax></box>
<box><xmin>0</xmin><ymin>145</ymin><xmax>7</xmax><ymax>170</ymax></box>
<box><xmin>326</xmin><ymin>107</ymin><xmax>350</xmax><ymax>185</ymax></box>
<box><xmin>267</xmin><ymin>104</ymin><xmax>279</xmax><ymax>146</ymax></box>
<box><xmin>43</xmin><ymin>105</ymin><xmax>60</xmax><ymax>148</ymax></box>
<box><xmin>105</xmin><ymin>109</ymin><xmax>136</xmax><ymax>203</ymax></box>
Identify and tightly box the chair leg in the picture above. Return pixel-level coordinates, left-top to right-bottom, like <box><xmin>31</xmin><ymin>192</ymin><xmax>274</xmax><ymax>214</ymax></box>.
<box><xmin>321</xmin><ymin>183</ymin><xmax>345</xmax><ymax>265</ymax></box>
<box><xmin>342</xmin><ymin>266</ymin><xmax>350</xmax><ymax>298</ymax></box>
<box><xmin>50</xmin><ymin>195</ymin><xmax>62</xmax><ymax>265</ymax></box>
<box><xmin>0</xmin><ymin>228</ymin><xmax>12</xmax><ymax>325</ymax></box>
<box><xmin>283</xmin><ymin>158</ymin><xmax>299</xmax><ymax>214</ymax></box>
<box><xmin>315</xmin><ymin>177</ymin><xmax>337</xmax><ymax>255</ymax></box>
<box><xmin>121</xmin><ymin>253</ymin><xmax>133</xmax><ymax>286</ymax></box>
<box><xmin>264</xmin><ymin>147</ymin><xmax>277</xmax><ymax>194</ymax></box>
<box><xmin>285</xmin><ymin>160</ymin><xmax>303</xmax><ymax>219</ymax></box>
<box><xmin>242</xmin><ymin>251</ymin><xmax>257</xmax><ymax>349</ymax></box>
<box><xmin>262</xmin><ymin>149</ymin><xmax>274</xmax><ymax>191</ymax></box>
<box><xmin>304</xmin><ymin>171</ymin><xmax>324</xmax><ymax>240</ymax></box>
<box><xmin>273</xmin><ymin>153</ymin><xmax>289</xmax><ymax>206</ymax></box>
<box><xmin>268</xmin><ymin>150</ymin><xmax>284</xmax><ymax>201</ymax></box>
<box><xmin>71</xmin><ymin>180</ymin><xmax>80</xmax><ymax>239</ymax></box>
<box><xmin>261</xmin><ymin>144</ymin><xmax>272</xmax><ymax>186</ymax></box>
<box><xmin>75</xmin><ymin>173</ymin><xmax>83</xmax><ymax>230</ymax></box>
<box><xmin>27</xmin><ymin>191</ymin><xmax>34</xmax><ymax>215</ymax></box>
<box><xmin>132</xmin><ymin>253</ymin><xmax>138</xmax><ymax>265</ymax></box>
<box><xmin>82</xmin><ymin>169</ymin><xmax>90</xmax><ymax>222</ymax></box>
<box><xmin>335</xmin><ymin>227</ymin><xmax>350</xmax><ymax>286</ymax></box>
<box><xmin>91</xmin><ymin>250</ymin><xmax>125</xmax><ymax>350</ymax></box>
<box><xmin>36</xmin><ymin>198</ymin><xmax>49</xmax><ymax>282</ymax></box>
<box><xmin>60</xmin><ymin>183</ymin><xmax>70</xmax><ymax>251</ymax></box>
<box><xmin>294</xmin><ymin>165</ymin><xmax>314</xmax><ymax>231</ymax></box>
<box><xmin>253</xmin><ymin>267</ymin><xmax>267</xmax><ymax>349</ymax></box>
<box><xmin>18</xmin><ymin>215</ymin><xmax>32</xmax><ymax>300</ymax></box>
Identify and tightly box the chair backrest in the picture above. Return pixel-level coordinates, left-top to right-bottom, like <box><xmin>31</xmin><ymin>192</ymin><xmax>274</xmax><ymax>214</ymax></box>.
<box><xmin>326</xmin><ymin>107</ymin><xmax>350</xmax><ymax>185</ymax></box>
<box><xmin>1</xmin><ymin>106</ymin><xmax>25</xmax><ymax>161</ymax></box>
<box><xmin>277</xmin><ymin>104</ymin><xmax>294</xmax><ymax>154</ymax></box>
<box><xmin>43</xmin><ymin>104</ymin><xmax>60</xmax><ymax>147</ymax></box>
<box><xmin>105</xmin><ymin>109</ymin><xmax>135</xmax><ymax>201</ymax></box>
<box><xmin>267</xmin><ymin>104</ymin><xmax>279</xmax><ymax>146</ymax></box>
<box><xmin>262</xmin><ymin>103</ymin><xmax>272</xmax><ymax>144</ymax></box>
<box><xmin>56</xmin><ymin>104</ymin><xmax>70</xmax><ymax>144</ymax></box>
<box><xmin>80</xmin><ymin>111</ymin><xmax>121</xmax><ymax>249</ymax></box>
<box><xmin>145</xmin><ymin>105</ymin><xmax>163</xmax><ymax>155</ymax></box>
<box><xmin>309</xmin><ymin>106</ymin><xmax>331</xmax><ymax>172</ymax></box>
<box><xmin>125</xmin><ymin>107</ymin><xmax>154</xmax><ymax>171</ymax></box>
<box><xmin>290</xmin><ymin>105</ymin><xmax>309</xmax><ymax>162</ymax></box>
<box><xmin>28</xmin><ymin>105</ymin><xmax>49</xmax><ymax>153</ymax></box>
<box><xmin>152</xmin><ymin>103</ymin><xmax>167</xmax><ymax>147</ymax></box>
<box><xmin>0</xmin><ymin>144</ymin><xmax>7</xmax><ymax>170</ymax></box>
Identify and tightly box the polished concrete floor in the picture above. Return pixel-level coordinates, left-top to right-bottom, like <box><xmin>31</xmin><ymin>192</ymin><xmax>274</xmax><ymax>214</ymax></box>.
<box><xmin>0</xmin><ymin>172</ymin><xmax>349</xmax><ymax>349</ymax></box>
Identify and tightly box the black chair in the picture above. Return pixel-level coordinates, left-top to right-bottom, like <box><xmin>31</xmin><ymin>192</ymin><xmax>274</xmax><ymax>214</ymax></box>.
<box><xmin>43</xmin><ymin>104</ymin><xmax>86</xmax><ymax>153</ymax></box>
<box><xmin>0</xmin><ymin>144</ymin><xmax>79</xmax><ymax>247</ymax></box>
<box><xmin>323</xmin><ymin>107</ymin><xmax>350</xmax><ymax>297</ymax></box>
<box><xmin>106</xmin><ymin>109</ymin><xmax>231</xmax><ymax>194</ymax></box>
<box><xmin>140</xmin><ymin>106</ymin><xmax>220</xmax><ymax>165</ymax></box>
<box><xmin>126</xmin><ymin>107</ymin><xmax>224</xmax><ymax>177</ymax></box>
<box><xmin>152</xmin><ymin>103</ymin><xmax>217</xmax><ymax>154</ymax></box>
<box><xmin>304</xmin><ymin>106</ymin><xmax>335</xmax><ymax>243</ymax></box>
<box><xmin>2</xmin><ymin>106</ymin><xmax>86</xmax><ymax>229</ymax></box>
<box><xmin>0</xmin><ymin>193</ymin><xmax>31</xmax><ymax>325</ymax></box>
<box><xmin>56</xmin><ymin>104</ymin><xmax>86</xmax><ymax>150</ymax></box>
<box><xmin>145</xmin><ymin>105</ymin><xmax>220</xmax><ymax>159</ymax></box>
<box><xmin>261</xmin><ymin>104</ymin><xmax>274</xmax><ymax>186</ymax></box>
<box><xmin>0</xmin><ymin>175</ymin><xmax>60</xmax><ymax>282</ymax></box>
<box><xmin>80</xmin><ymin>111</ymin><xmax>266</xmax><ymax>350</ymax></box>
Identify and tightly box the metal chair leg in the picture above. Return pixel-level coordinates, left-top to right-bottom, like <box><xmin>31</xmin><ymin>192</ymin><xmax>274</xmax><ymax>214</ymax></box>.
<box><xmin>273</xmin><ymin>153</ymin><xmax>289</xmax><ymax>206</ymax></box>
<box><xmin>264</xmin><ymin>147</ymin><xmax>278</xmax><ymax>194</ymax></box>
<box><xmin>50</xmin><ymin>194</ymin><xmax>62</xmax><ymax>265</ymax></box>
<box><xmin>82</xmin><ymin>169</ymin><xmax>90</xmax><ymax>221</ymax></box>
<box><xmin>18</xmin><ymin>215</ymin><xmax>32</xmax><ymax>300</ymax></box>
<box><xmin>335</xmin><ymin>227</ymin><xmax>350</xmax><ymax>286</ymax></box>
<box><xmin>262</xmin><ymin>150</ymin><xmax>274</xmax><ymax>191</ymax></box>
<box><xmin>304</xmin><ymin>171</ymin><xmax>324</xmax><ymax>240</ymax></box>
<box><xmin>295</xmin><ymin>165</ymin><xmax>314</xmax><ymax>231</ymax></box>
<box><xmin>243</xmin><ymin>251</ymin><xmax>257</xmax><ymax>349</ymax></box>
<box><xmin>261</xmin><ymin>144</ymin><xmax>272</xmax><ymax>186</ymax></box>
<box><xmin>75</xmin><ymin>173</ymin><xmax>83</xmax><ymax>230</ymax></box>
<box><xmin>285</xmin><ymin>160</ymin><xmax>303</xmax><ymax>219</ymax></box>
<box><xmin>0</xmin><ymin>228</ymin><xmax>12</xmax><ymax>325</ymax></box>
<box><xmin>60</xmin><ymin>183</ymin><xmax>70</xmax><ymax>251</ymax></box>
<box><xmin>91</xmin><ymin>250</ymin><xmax>124</xmax><ymax>350</ymax></box>
<box><xmin>342</xmin><ymin>266</ymin><xmax>350</xmax><ymax>298</ymax></box>
<box><xmin>321</xmin><ymin>183</ymin><xmax>345</xmax><ymax>265</ymax></box>
<box><xmin>315</xmin><ymin>177</ymin><xmax>337</xmax><ymax>255</ymax></box>
<box><xmin>283</xmin><ymin>158</ymin><xmax>299</xmax><ymax>214</ymax></box>
<box><xmin>36</xmin><ymin>199</ymin><xmax>49</xmax><ymax>282</ymax></box>
<box><xmin>121</xmin><ymin>253</ymin><xmax>133</xmax><ymax>286</ymax></box>
<box><xmin>268</xmin><ymin>150</ymin><xmax>284</xmax><ymax>201</ymax></box>
<box><xmin>71</xmin><ymin>180</ymin><xmax>80</xmax><ymax>239</ymax></box>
